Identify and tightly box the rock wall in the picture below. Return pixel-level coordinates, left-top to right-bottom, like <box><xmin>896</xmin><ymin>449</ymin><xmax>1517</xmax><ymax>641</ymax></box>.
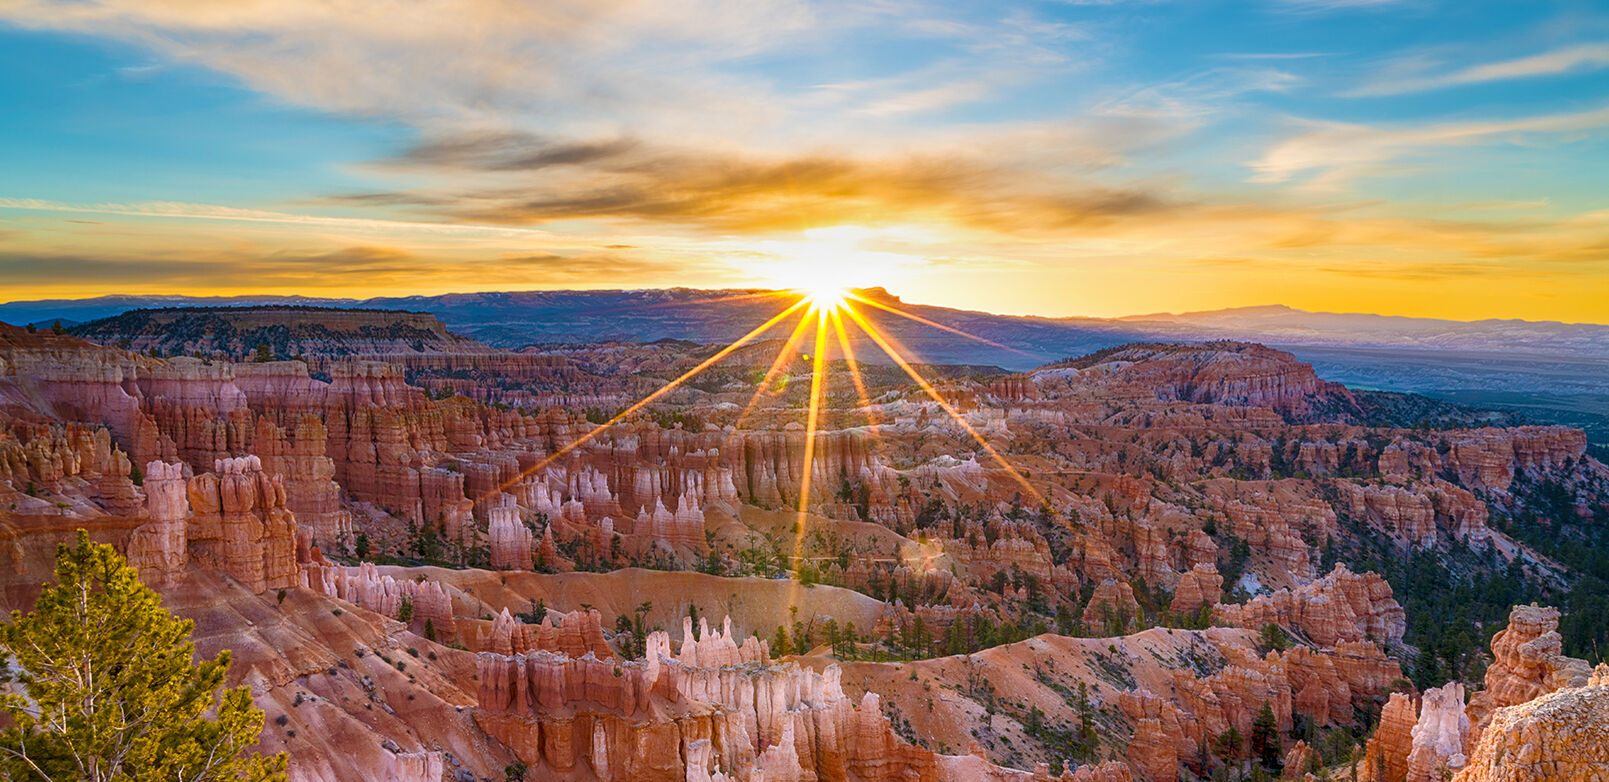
<box><xmin>1214</xmin><ymin>564</ymin><xmax>1406</xmax><ymax>648</ymax></box>
<box><xmin>475</xmin><ymin>615</ymin><xmax>944</xmax><ymax>782</ymax></box>
<box><xmin>186</xmin><ymin>455</ymin><xmax>300</xmax><ymax>593</ymax></box>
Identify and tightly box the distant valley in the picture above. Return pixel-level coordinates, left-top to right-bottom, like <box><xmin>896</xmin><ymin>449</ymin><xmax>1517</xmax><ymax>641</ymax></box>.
<box><xmin>6</xmin><ymin>288</ymin><xmax>1606</xmax><ymax>444</ymax></box>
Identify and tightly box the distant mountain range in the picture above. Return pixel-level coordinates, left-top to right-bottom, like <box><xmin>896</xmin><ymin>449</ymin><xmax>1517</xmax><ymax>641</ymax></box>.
<box><xmin>6</xmin><ymin>289</ymin><xmax>1607</xmax><ymax>443</ymax></box>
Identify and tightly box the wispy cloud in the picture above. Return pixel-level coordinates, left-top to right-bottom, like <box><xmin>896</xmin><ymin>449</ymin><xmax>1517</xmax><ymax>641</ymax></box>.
<box><xmin>0</xmin><ymin>198</ymin><xmax>564</xmax><ymax>240</ymax></box>
<box><xmin>357</xmin><ymin>130</ymin><xmax>1176</xmax><ymax>233</ymax></box>
<box><xmin>1348</xmin><ymin>41</ymin><xmax>1609</xmax><ymax>96</ymax></box>
<box><xmin>1250</xmin><ymin>103</ymin><xmax>1609</xmax><ymax>188</ymax></box>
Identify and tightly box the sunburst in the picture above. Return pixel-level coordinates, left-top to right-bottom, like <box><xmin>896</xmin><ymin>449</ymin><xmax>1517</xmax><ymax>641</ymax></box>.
<box><xmin>479</xmin><ymin>281</ymin><xmax>1047</xmax><ymax>637</ymax></box>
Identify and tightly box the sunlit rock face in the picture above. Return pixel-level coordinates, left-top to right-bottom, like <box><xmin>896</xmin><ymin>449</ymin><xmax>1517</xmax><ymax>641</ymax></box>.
<box><xmin>127</xmin><ymin>459</ymin><xmax>187</xmax><ymax>585</ymax></box>
<box><xmin>1465</xmin><ymin>604</ymin><xmax>1593</xmax><ymax>749</ymax></box>
<box><xmin>1455</xmin><ymin>665</ymin><xmax>1609</xmax><ymax>782</ymax></box>
<box><xmin>1407</xmin><ymin>683</ymin><xmax>1470</xmax><ymax>782</ymax></box>
<box><xmin>473</xmin><ymin>614</ymin><xmax>948</xmax><ymax>782</ymax></box>
<box><xmin>186</xmin><ymin>455</ymin><xmax>300</xmax><ymax>594</ymax></box>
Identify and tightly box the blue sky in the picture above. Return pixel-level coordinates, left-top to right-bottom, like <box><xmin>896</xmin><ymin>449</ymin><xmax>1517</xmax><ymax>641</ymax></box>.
<box><xmin>1</xmin><ymin>0</ymin><xmax>1606</xmax><ymax>321</ymax></box>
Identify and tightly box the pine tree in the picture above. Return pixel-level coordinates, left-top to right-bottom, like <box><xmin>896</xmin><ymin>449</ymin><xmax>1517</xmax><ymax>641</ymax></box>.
<box><xmin>772</xmin><ymin>625</ymin><xmax>790</xmax><ymax>659</ymax></box>
<box><xmin>0</xmin><ymin>530</ymin><xmax>287</xmax><ymax>782</ymax></box>
<box><xmin>1250</xmin><ymin>702</ymin><xmax>1282</xmax><ymax>770</ymax></box>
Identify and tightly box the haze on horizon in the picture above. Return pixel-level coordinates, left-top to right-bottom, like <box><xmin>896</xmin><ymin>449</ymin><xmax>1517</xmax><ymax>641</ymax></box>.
<box><xmin>2</xmin><ymin>0</ymin><xmax>1607</xmax><ymax>323</ymax></box>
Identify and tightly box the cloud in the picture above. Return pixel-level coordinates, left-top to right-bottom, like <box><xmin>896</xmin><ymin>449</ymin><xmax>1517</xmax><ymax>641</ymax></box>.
<box><xmin>0</xmin><ymin>197</ymin><xmax>563</xmax><ymax>240</ymax></box>
<box><xmin>1348</xmin><ymin>41</ymin><xmax>1609</xmax><ymax>96</ymax></box>
<box><xmin>1250</xmin><ymin>103</ymin><xmax>1609</xmax><ymax>188</ymax></box>
<box><xmin>347</xmin><ymin>130</ymin><xmax>1177</xmax><ymax>233</ymax></box>
<box><xmin>0</xmin><ymin>243</ymin><xmax>733</xmax><ymax>292</ymax></box>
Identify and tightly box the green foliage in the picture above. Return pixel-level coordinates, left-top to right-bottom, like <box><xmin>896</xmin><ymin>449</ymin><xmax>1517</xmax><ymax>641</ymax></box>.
<box><xmin>1214</xmin><ymin>725</ymin><xmax>1244</xmax><ymax>764</ymax></box>
<box><xmin>1259</xmin><ymin>623</ymin><xmax>1290</xmax><ymax>652</ymax></box>
<box><xmin>772</xmin><ymin>625</ymin><xmax>790</xmax><ymax>658</ymax></box>
<box><xmin>0</xmin><ymin>530</ymin><xmax>287</xmax><ymax>782</ymax></box>
<box><xmin>1250</xmin><ymin>702</ymin><xmax>1282</xmax><ymax>771</ymax></box>
<box><xmin>614</xmin><ymin>602</ymin><xmax>653</xmax><ymax>659</ymax></box>
<box><xmin>397</xmin><ymin>595</ymin><xmax>414</xmax><ymax>625</ymax></box>
<box><xmin>254</xmin><ymin>342</ymin><xmax>272</xmax><ymax>363</ymax></box>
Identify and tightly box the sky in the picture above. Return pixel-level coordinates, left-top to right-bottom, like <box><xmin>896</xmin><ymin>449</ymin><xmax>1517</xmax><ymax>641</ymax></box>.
<box><xmin>1</xmin><ymin>0</ymin><xmax>1607</xmax><ymax>323</ymax></box>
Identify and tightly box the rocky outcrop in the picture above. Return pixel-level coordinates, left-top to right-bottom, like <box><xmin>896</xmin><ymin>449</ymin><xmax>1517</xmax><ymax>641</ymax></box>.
<box><xmin>475</xmin><ymin>616</ymin><xmax>942</xmax><ymax>782</ymax></box>
<box><xmin>1169</xmin><ymin>563</ymin><xmax>1222</xmax><ymax>615</ymax></box>
<box><xmin>1407</xmin><ymin>682</ymin><xmax>1469</xmax><ymax>782</ymax></box>
<box><xmin>300</xmin><ymin>560</ymin><xmax>458</xmax><ymax>642</ymax></box>
<box><xmin>186</xmin><ymin>455</ymin><xmax>299</xmax><ymax>593</ymax></box>
<box><xmin>1048</xmin><ymin>342</ymin><xmax>1356</xmax><ymax>421</ymax></box>
<box><xmin>488</xmin><ymin>502</ymin><xmax>533</xmax><ymax>571</ymax></box>
<box><xmin>1083</xmin><ymin>579</ymin><xmax>1139</xmax><ymax>632</ymax></box>
<box><xmin>251</xmin><ymin>414</ymin><xmax>352</xmax><ymax>549</ymax></box>
<box><xmin>1444</xmin><ymin>427</ymin><xmax>1586</xmax><ymax>492</ymax></box>
<box><xmin>1214</xmin><ymin>564</ymin><xmax>1405</xmax><ymax>647</ymax></box>
<box><xmin>476</xmin><ymin>606</ymin><xmax>611</xmax><ymax>659</ymax></box>
<box><xmin>1465</xmin><ymin>604</ymin><xmax>1592</xmax><ymax>748</ymax></box>
<box><xmin>1362</xmin><ymin>692</ymin><xmax>1416</xmax><ymax>782</ymax></box>
<box><xmin>1454</xmin><ymin>664</ymin><xmax>1609</xmax><ymax>782</ymax></box>
<box><xmin>127</xmin><ymin>459</ymin><xmax>188</xmax><ymax>585</ymax></box>
<box><xmin>1120</xmin><ymin>690</ymin><xmax>1181</xmax><ymax>782</ymax></box>
<box><xmin>1282</xmin><ymin>741</ymin><xmax>1316</xmax><ymax>780</ymax></box>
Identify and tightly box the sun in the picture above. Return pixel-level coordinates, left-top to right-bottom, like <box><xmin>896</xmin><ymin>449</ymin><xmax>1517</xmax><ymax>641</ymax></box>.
<box><xmin>753</xmin><ymin>225</ymin><xmax>916</xmax><ymax>308</ymax></box>
<box><xmin>802</xmin><ymin>283</ymin><xmax>850</xmax><ymax>312</ymax></box>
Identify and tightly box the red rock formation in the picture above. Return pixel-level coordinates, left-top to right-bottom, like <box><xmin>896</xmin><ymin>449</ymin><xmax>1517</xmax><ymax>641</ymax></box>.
<box><xmin>1083</xmin><ymin>579</ymin><xmax>1140</xmax><ymax>632</ymax></box>
<box><xmin>1362</xmin><ymin>692</ymin><xmax>1416</xmax><ymax>782</ymax></box>
<box><xmin>1464</xmin><ymin>604</ymin><xmax>1592</xmax><ymax>749</ymax></box>
<box><xmin>301</xmin><ymin>560</ymin><xmax>459</xmax><ymax>642</ymax></box>
<box><xmin>252</xmin><ymin>414</ymin><xmax>352</xmax><ymax>549</ymax></box>
<box><xmin>475</xmin><ymin>606</ymin><xmax>611</xmax><ymax>659</ymax></box>
<box><xmin>1444</xmin><ymin>427</ymin><xmax>1586</xmax><ymax>491</ymax></box>
<box><xmin>1215</xmin><ymin>564</ymin><xmax>1405</xmax><ymax>647</ymax></box>
<box><xmin>1282</xmin><ymin>741</ymin><xmax>1317</xmax><ymax>780</ymax></box>
<box><xmin>1170</xmin><ymin>563</ymin><xmax>1223</xmax><ymax>615</ymax></box>
<box><xmin>1454</xmin><ymin>664</ymin><xmax>1609</xmax><ymax>782</ymax></box>
<box><xmin>488</xmin><ymin>502</ymin><xmax>533</xmax><ymax>570</ymax></box>
<box><xmin>127</xmin><ymin>459</ymin><xmax>188</xmax><ymax>585</ymax></box>
<box><xmin>186</xmin><ymin>455</ymin><xmax>299</xmax><ymax>593</ymax></box>
<box><xmin>475</xmin><ymin>618</ymin><xmax>943</xmax><ymax>782</ymax></box>
<box><xmin>1119</xmin><ymin>689</ymin><xmax>1182</xmax><ymax>782</ymax></box>
<box><xmin>1408</xmin><ymin>682</ymin><xmax>1469</xmax><ymax>782</ymax></box>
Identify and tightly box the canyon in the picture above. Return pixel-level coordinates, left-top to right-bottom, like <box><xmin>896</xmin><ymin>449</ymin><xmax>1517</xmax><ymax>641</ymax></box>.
<box><xmin>2</xmin><ymin>304</ymin><xmax>1607</xmax><ymax>782</ymax></box>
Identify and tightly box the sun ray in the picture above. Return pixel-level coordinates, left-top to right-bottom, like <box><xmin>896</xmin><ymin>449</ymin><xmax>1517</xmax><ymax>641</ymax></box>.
<box><xmin>785</xmin><ymin>307</ymin><xmax>832</xmax><ymax>610</ymax></box>
<box><xmin>726</xmin><ymin>305</ymin><xmax>815</xmax><ymax>444</ymax></box>
<box><xmin>795</xmin><ymin>310</ymin><xmax>830</xmax><ymax>529</ymax></box>
<box><xmin>481</xmin><ymin>298</ymin><xmax>810</xmax><ymax>505</ymax></box>
<box><xmin>840</xmin><ymin>305</ymin><xmax>1045</xmax><ymax>507</ymax></box>
<box><xmin>845</xmin><ymin>291</ymin><xmax>1030</xmax><ymax>356</ymax></box>
<box><xmin>830</xmin><ymin>309</ymin><xmax>881</xmax><ymax>439</ymax></box>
